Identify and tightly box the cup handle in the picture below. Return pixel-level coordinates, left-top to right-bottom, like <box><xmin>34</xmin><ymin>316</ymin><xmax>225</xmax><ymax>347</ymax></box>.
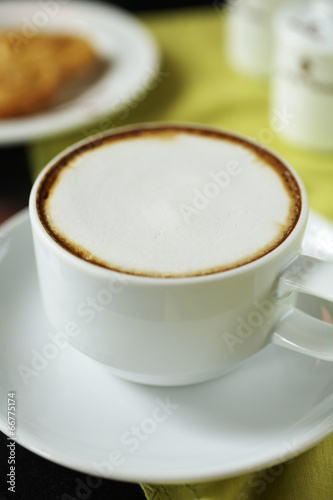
<box><xmin>272</xmin><ymin>255</ymin><xmax>333</xmax><ymax>360</ymax></box>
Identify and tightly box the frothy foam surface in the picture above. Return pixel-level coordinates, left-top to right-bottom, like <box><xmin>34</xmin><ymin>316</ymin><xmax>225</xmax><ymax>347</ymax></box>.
<box><xmin>37</xmin><ymin>127</ymin><xmax>301</xmax><ymax>277</ymax></box>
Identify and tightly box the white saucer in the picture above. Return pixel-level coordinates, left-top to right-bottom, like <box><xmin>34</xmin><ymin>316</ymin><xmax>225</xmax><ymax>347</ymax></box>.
<box><xmin>0</xmin><ymin>1</ymin><xmax>159</xmax><ymax>144</ymax></box>
<box><xmin>0</xmin><ymin>210</ymin><xmax>333</xmax><ymax>484</ymax></box>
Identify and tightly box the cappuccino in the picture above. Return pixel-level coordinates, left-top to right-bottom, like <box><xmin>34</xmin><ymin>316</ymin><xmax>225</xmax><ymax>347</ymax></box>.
<box><xmin>37</xmin><ymin>125</ymin><xmax>301</xmax><ymax>277</ymax></box>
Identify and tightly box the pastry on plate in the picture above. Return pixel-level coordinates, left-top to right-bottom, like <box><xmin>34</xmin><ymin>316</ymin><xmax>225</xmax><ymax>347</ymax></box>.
<box><xmin>0</xmin><ymin>31</ymin><xmax>100</xmax><ymax>118</ymax></box>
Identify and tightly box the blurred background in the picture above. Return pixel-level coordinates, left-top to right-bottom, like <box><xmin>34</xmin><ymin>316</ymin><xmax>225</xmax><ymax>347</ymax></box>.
<box><xmin>1</xmin><ymin>1</ymin><xmax>333</xmax><ymax>500</ymax></box>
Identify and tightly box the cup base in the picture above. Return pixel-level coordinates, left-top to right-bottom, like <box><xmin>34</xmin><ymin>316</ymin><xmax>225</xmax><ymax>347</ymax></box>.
<box><xmin>101</xmin><ymin>363</ymin><xmax>239</xmax><ymax>387</ymax></box>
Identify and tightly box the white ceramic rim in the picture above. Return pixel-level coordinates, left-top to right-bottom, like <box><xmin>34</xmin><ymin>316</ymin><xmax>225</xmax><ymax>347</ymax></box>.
<box><xmin>29</xmin><ymin>122</ymin><xmax>309</xmax><ymax>285</ymax></box>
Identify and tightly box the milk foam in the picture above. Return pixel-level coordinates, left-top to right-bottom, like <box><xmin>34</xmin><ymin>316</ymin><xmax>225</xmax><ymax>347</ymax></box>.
<box><xmin>40</xmin><ymin>129</ymin><xmax>299</xmax><ymax>277</ymax></box>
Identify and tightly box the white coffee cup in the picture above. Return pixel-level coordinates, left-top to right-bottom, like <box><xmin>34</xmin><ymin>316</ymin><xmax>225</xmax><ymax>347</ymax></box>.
<box><xmin>29</xmin><ymin>123</ymin><xmax>333</xmax><ymax>386</ymax></box>
<box><xmin>225</xmin><ymin>0</ymin><xmax>290</xmax><ymax>78</ymax></box>
<box><xmin>271</xmin><ymin>0</ymin><xmax>333</xmax><ymax>150</ymax></box>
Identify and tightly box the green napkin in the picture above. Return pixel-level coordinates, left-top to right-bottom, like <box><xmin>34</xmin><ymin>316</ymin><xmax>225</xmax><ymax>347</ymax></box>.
<box><xmin>28</xmin><ymin>6</ymin><xmax>333</xmax><ymax>499</ymax></box>
<box><xmin>141</xmin><ymin>434</ymin><xmax>333</xmax><ymax>499</ymax></box>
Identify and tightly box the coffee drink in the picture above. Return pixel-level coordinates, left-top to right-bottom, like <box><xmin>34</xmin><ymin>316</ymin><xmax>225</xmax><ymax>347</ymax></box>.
<box><xmin>36</xmin><ymin>125</ymin><xmax>301</xmax><ymax>278</ymax></box>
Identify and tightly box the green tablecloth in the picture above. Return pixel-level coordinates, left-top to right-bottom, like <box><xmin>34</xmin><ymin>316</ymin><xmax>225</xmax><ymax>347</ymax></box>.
<box><xmin>28</xmin><ymin>6</ymin><xmax>333</xmax><ymax>500</ymax></box>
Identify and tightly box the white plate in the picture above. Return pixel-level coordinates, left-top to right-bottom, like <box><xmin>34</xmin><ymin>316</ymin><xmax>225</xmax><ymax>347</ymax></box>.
<box><xmin>0</xmin><ymin>210</ymin><xmax>333</xmax><ymax>484</ymax></box>
<box><xmin>0</xmin><ymin>1</ymin><xmax>159</xmax><ymax>144</ymax></box>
